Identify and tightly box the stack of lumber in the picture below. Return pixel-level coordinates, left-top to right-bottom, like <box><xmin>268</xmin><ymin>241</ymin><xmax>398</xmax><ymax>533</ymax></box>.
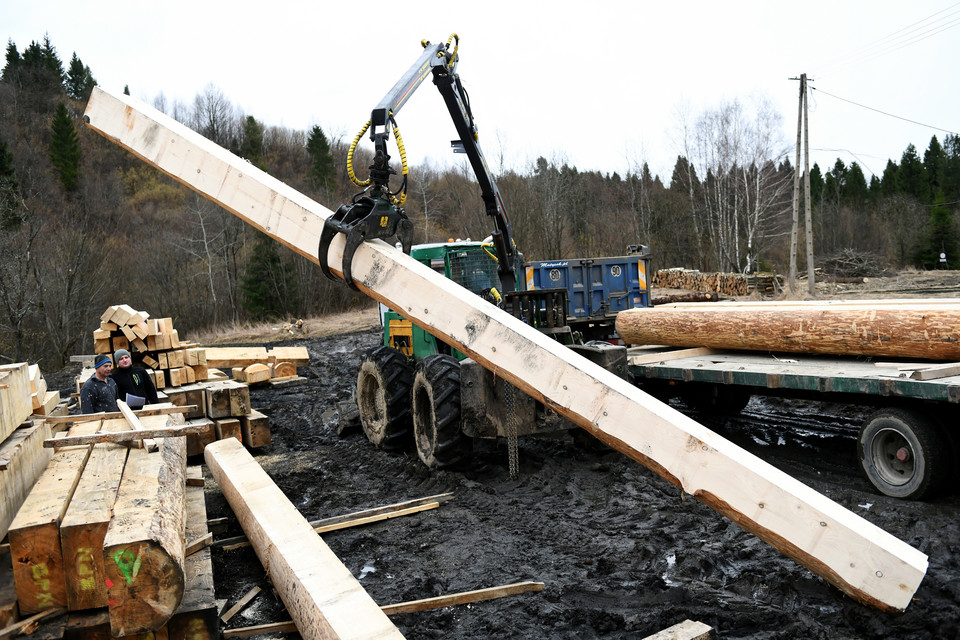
<box><xmin>1</xmin><ymin>363</ymin><xmax>53</xmax><ymax>542</ymax></box>
<box><xmin>652</xmin><ymin>268</ymin><xmax>783</xmax><ymax>297</ymax></box>
<box><xmin>1</xmin><ymin>414</ymin><xmax>215</xmax><ymax>640</ymax></box>
<box><xmin>617</xmin><ymin>299</ymin><xmax>960</xmax><ymax>360</ymax></box>
<box><xmin>204</xmin><ymin>346</ymin><xmax>309</xmax><ymax>385</ymax></box>
<box><xmin>165</xmin><ymin>380</ymin><xmax>271</xmax><ymax>454</ymax></box>
<box><xmin>93</xmin><ymin>306</ymin><xmax>220</xmax><ymax>390</ymax></box>
<box><xmin>28</xmin><ymin>365</ymin><xmax>62</xmax><ymax>417</ymax></box>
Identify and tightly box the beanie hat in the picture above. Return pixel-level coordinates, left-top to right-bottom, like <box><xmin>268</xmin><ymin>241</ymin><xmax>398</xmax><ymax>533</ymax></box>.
<box><xmin>114</xmin><ymin>348</ymin><xmax>130</xmax><ymax>363</ymax></box>
<box><xmin>94</xmin><ymin>354</ymin><xmax>112</xmax><ymax>369</ymax></box>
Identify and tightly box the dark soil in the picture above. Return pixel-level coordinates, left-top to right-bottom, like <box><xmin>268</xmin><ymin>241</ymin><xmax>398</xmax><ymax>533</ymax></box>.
<box><xmin>196</xmin><ymin>327</ymin><xmax>960</xmax><ymax>640</ymax></box>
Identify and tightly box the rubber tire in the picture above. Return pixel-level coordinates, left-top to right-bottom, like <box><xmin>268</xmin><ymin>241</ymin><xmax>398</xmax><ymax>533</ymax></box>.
<box><xmin>356</xmin><ymin>345</ymin><xmax>413</xmax><ymax>451</ymax></box>
<box><xmin>858</xmin><ymin>407</ymin><xmax>948</xmax><ymax>500</ymax></box>
<box><xmin>412</xmin><ymin>354</ymin><xmax>471</xmax><ymax>468</ymax></box>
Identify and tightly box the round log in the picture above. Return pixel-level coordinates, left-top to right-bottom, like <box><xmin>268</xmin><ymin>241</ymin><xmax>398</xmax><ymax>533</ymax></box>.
<box><xmin>616</xmin><ymin>303</ymin><xmax>960</xmax><ymax>360</ymax></box>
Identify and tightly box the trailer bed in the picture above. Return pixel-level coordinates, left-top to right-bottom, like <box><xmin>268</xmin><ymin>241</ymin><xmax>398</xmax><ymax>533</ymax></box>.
<box><xmin>628</xmin><ymin>347</ymin><xmax>960</xmax><ymax>404</ymax></box>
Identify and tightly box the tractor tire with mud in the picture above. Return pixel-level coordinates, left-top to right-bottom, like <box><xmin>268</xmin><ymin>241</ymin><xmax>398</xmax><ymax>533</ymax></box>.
<box><xmin>356</xmin><ymin>345</ymin><xmax>413</xmax><ymax>451</ymax></box>
<box><xmin>412</xmin><ymin>354</ymin><xmax>472</xmax><ymax>468</ymax></box>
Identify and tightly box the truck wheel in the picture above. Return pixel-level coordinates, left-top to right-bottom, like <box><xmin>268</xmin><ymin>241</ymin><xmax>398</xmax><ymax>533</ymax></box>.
<box><xmin>412</xmin><ymin>354</ymin><xmax>471</xmax><ymax>468</ymax></box>
<box><xmin>356</xmin><ymin>346</ymin><xmax>413</xmax><ymax>451</ymax></box>
<box><xmin>858</xmin><ymin>408</ymin><xmax>948</xmax><ymax>500</ymax></box>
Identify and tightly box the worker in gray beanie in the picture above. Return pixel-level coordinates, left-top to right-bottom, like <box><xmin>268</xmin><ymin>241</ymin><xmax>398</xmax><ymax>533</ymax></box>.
<box><xmin>112</xmin><ymin>348</ymin><xmax>159</xmax><ymax>407</ymax></box>
<box><xmin>80</xmin><ymin>354</ymin><xmax>119</xmax><ymax>413</ymax></box>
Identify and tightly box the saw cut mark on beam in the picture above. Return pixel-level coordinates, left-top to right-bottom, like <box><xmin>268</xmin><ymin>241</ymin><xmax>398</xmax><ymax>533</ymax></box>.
<box><xmin>84</xmin><ymin>86</ymin><xmax>927</xmax><ymax>613</ymax></box>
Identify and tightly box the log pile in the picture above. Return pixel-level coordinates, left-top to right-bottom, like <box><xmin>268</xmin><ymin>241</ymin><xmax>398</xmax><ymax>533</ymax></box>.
<box><xmin>1</xmin><ymin>415</ymin><xmax>215</xmax><ymax>640</ymax></box>
<box><xmin>165</xmin><ymin>380</ymin><xmax>271</xmax><ymax>454</ymax></box>
<box><xmin>652</xmin><ymin>268</ymin><xmax>783</xmax><ymax>296</ymax></box>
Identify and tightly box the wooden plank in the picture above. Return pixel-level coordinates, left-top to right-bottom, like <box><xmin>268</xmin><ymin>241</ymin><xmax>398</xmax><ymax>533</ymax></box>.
<box><xmin>0</xmin><ymin>423</ymin><xmax>53</xmax><ymax>540</ymax></box>
<box><xmin>167</xmin><ymin>470</ymin><xmax>217</xmax><ymax>640</ymax></box>
<box><xmin>103</xmin><ymin>419</ymin><xmax>186</xmax><ymax>637</ymax></box>
<box><xmin>7</xmin><ymin>424</ymin><xmax>97</xmax><ymax>614</ymax></box>
<box><xmin>235</xmin><ymin>364</ymin><xmax>270</xmax><ymax>385</ymax></box>
<box><xmin>201</xmin><ymin>348</ymin><xmax>268</xmax><ymax>369</ymax></box>
<box><xmin>44</xmin><ymin>424</ymin><xmax>206</xmax><ymax>448</ymax></box>
<box><xmin>216</xmin><ymin>493</ymin><xmax>452</xmax><ymax>550</ymax></box>
<box><xmin>909</xmin><ymin>362</ymin><xmax>960</xmax><ymax>380</ymax></box>
<box><xmin>0</xmin><ymin>607</ymin><xmax>65</xmax><ymax>638</ymax></box>
<box><xmin>85</xmin><ymin>86</ymin><xmax>927</xmax><ymax>613</ymax></box>
<box><xmin>641</xmin><ymin>619</ymin><xmax>714</xmax><ymax>640</ymax></box>
<box><xmin>0</xmin><ymin>364</ymin><xmax>32</xmax><ymax>443</ymax></box>
<box><xmin>117</xmin><ymin>400</ymin><xmax>157</xmax><ymax>451</ymax></box>
<box><xmin>617</xmin><ymin>304</ymin><xmax>960</xmax><ymax>360</ymax></box>
<box><xmin>218</xmin><ymin>586</ymin><xmax>260</xmax><ymax>625</ymax></box>
<box><xmin>59</xmin><ymin>419</ymin><xmax>129</xmax><ymax>611</ymax></box>
<box><xmin>266</xmin><ymin>347</ymin><xmax>309</xmax><ymax>366</ymax></box>
<box><xmin>628</xmin><ymin>347</ymin><xmax>718</xmax><ymax>366</ymax></box>
<box><xmin>222</xmin><ymin>621</ymin><xmax>296</xmax><ymax>639</ymax></box>
<box><xmin>32</xmin><ymin>392</ymin><xmax>61</xmax><ymax>417</ymax></box>
<box><xmin>379</xmin><ymin>581</ymin><xmax>544</xmax><ymax>615</ymax></box>
<box><xmin>42</xmin><ymin>404</ymin><xmax>190</xmax><ymax>425</ymax></box>
<box><xmin>238</xmin><ymin>411</ymin><xmax>270</xmax><ymax>449</ymax></box>
<box><xmin>204</xmin><ymin>438</ymin><xmax>404</xmax><ymax>640</ymax></box>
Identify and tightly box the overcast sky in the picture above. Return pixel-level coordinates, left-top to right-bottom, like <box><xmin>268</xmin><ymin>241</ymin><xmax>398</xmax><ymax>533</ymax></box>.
<box><xmin>5</xmin><ymin>1</ymin><xmax>959</xmax><ymax>182</ymax></box>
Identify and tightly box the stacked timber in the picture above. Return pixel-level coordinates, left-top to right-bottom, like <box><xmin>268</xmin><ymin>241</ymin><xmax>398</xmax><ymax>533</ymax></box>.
<box><xmin>93</xmin><ymin>306</ymin><xmax>220</xmax><ymax>390</ymax></box>
<box><xmin>617</xmin><ymin>299</ymin><xmax>960</xmax><ymax>360</ymax></box>
<box><xmin>164</xmin><ymin>379</ymin><xmax>271</xmax><ymax>454</ymax></box>
<box><xmin>652</xmin><ymin>268</ymin><xmax>783</xmax><ymax>296</ymax></box>
<box><xmin>1</xmin><ymin>415</ymin><xmax>212</xmax><ymax>639</ymax></box>
<box><xmin>29</xmin><ymin>365</ymin><xmax>62</xmax><ymax>417</ymax></box>
<box><xmin>0</xmin><ymin>363</ymin><xmax>52</xmax><ymax>541</ymax></box>
<box><xmin>204</xmin><ymin>346</ymin><xmax>309</xmax><ymax>385</ymax></box>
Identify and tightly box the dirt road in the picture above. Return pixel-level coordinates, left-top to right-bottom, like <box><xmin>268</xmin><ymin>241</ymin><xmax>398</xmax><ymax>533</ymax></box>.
<box><xmin>204</xmin><ymin>324</ymin><xmax>960</xmax><ymax>640</ymax></box>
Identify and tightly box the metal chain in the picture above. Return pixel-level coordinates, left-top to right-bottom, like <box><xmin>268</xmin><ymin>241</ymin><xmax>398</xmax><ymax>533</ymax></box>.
<box><xmin>504</xmin><ymin>381</ymin><xmax>519</xmax><ymax>478</ymax></box>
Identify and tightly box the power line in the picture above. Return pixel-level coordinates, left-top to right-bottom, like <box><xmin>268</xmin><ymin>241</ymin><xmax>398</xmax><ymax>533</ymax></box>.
<box><xmin>811</xmin><ymin>87</ymin><xmax>960</xmax><ymax>136</ymax></box>
<box><xmin>813</xmin><ymin>3</ymin><xmax>960</xmax><ymax>74</ymax></box>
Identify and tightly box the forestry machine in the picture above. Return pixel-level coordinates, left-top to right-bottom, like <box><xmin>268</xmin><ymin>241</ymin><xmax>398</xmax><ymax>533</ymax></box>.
<box><xmin>321</xmin><ymin>36</ymin><xmax>629</xmax><ymax>469</ymax></box>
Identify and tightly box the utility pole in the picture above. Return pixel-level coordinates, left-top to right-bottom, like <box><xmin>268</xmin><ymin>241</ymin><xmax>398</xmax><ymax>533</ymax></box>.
<box><xmin>788</xmin><ymin>74</ymin><xmax>815</xmax><ymax>296</ymax></box>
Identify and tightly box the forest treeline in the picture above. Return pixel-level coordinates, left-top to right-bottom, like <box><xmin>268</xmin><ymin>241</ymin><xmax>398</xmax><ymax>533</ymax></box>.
<box><xmin>2</xmin><ymin>34</ymin><xmax>959</xmax><ymax>367</ymax></box>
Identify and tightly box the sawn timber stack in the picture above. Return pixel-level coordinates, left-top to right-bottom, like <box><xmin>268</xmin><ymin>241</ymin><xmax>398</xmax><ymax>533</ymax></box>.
<box><xmin>617</xmin><ymin>299</ymin><xmax>960</xmax><ymax>360</ymax></box>
<box><xmin>84</xmin><ymin>85</ymin><xmax>928</xmax><ymax>612</ymax></box>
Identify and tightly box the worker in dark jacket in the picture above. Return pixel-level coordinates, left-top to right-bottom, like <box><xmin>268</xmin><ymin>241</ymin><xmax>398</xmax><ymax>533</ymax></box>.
<box><xmin>80</xmin><ymin>354</ymin><xmax>119</xmax><ymax>413</ymax></box>
<box><xmin>111</xmin><ymin>348</ymin><xmax>159</xmax><ymax>407</ymax></box>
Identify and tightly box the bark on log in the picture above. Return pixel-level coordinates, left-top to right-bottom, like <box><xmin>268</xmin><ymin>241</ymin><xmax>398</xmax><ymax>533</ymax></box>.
<box><xmin>102</xmin><ymin>417</ymin><xmax>186</xmax><ymax>637</ymax></box>
<box><xmin>84</xmin><ymin>87</ymin><xmax>927</xmax><ymax>613</ymax></box>
<box><xmin>204</xmin><ymin>438</ymin><xmax>403</xmax><ymax>640</ymax></box>
<box><xmin>617</xmin><ymin>303</ymin><xmax>960</xmax><ymax>360</ymax></box>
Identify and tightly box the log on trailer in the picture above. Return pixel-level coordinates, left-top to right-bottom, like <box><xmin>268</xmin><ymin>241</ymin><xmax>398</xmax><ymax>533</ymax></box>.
<box><xmin>204</xmin><ymin>438</ymin><xmax>404</xmax><ymax>640</ymax></box>
<box><xmin>616</xmin><ymin>301</ymin><xmax>960</xmax><ymax>360</ymax></box>
<box><xmin>84</xmin><ymin>86</ymin><xmax>927</xmax><ymax>612</ymax></box>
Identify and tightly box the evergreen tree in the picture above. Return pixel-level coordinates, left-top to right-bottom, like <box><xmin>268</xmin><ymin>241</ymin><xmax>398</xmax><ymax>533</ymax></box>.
<box><xmin>897</xmin><ymin>144</ymin><xmax>928</xmax><ymax>202</ymax></box>
<box><xmin>940</xmin><ymin>134</ymin><xmax>960</xmax><ymax>202</ymax></box>
<box><xmin>240</xmin><ymin>233</ymin><xmax>300</xmax><ymax>319</ymax></box>
<box><xmin>306</xmin><ymin>125</ymin><xmax>335</xmax><ymax>192</ymax></box>
<box><xmin>49</xmin><ymin>102</ymin><xmax>82</xmax><ymax>194</ymax></box>
<box><xmin>912</xmin><ymin>196</ymin><xmax>958</xmax><ymax>269</ymax></box>
<box><xmin>808</xmin><ymin>163</ymin><xmax>824</xmax><ymax>204</ymax></box>
<box><xmin>844</xmin><ymin>162</ymin><xmax>869</xmax><ymax>207</ymax></box>
<box><xmin>64</xmin><ymin>52</ymin><xmax>96</xmax><ymax>100</ymax></box>
<box><xmin>880</xmin><ymin>159</ymin><xmax>899</xmax><ymax>196</ymax></box>
<box><xmin>238</xmin><ymin>116</ymin><xmax>264</xmax><ymax>169</ymax></box>
<box><xmin>2</xmin><ymin>40</ymin><xmax>20</xmax><ymax>83</ymax></box>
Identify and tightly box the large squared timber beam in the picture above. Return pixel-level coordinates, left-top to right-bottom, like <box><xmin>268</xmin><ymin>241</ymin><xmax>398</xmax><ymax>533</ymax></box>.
<box><xmin>84</xmin><ymin>87</ymin><xmax>926</xmax><ymax>612</ymax></box>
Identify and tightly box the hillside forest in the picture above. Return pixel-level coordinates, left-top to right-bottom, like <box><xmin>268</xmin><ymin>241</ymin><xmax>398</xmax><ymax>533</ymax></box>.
<box><xmin>2</xmin><ymin>35</ymin><xmax>960</xmax><ymax>367</ymax></box>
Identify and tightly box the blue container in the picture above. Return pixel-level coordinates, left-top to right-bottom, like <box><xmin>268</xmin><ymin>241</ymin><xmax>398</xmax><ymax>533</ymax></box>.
<box><xmin>524</xmin><ymin>248</ymin><xmax>651</xmax><ymax>320</ymax></box>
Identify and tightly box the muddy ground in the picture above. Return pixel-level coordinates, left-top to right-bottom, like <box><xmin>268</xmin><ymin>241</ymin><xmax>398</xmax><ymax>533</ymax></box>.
<box><xmin>198</xmin><ymin>320</ymin><xmax>960</xmax><ymax>640</ymax></box>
